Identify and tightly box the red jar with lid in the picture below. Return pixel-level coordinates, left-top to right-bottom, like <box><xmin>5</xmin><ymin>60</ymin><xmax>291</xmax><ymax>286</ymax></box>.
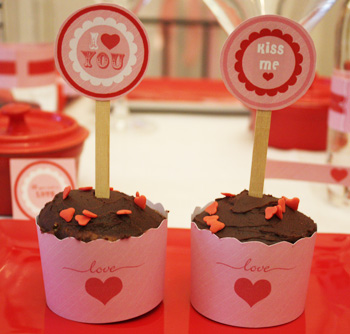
<box><xmin>250</xmin><ymin>75</ymin><xmax>331</xmax><ymax>150</ymax></box>
<box><xmin>0</xmin><ymin>103</ymin><xmax>89</xmax><ymax>216</ymax></box>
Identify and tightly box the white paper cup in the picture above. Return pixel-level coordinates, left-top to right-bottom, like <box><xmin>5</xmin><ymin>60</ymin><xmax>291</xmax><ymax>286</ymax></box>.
<box><xmin>37</xmin><ymin>201</ymin><xmax>167</xmax><ymax>323</ymax></box>
<box><xmin>191</xmin><ymin>205</ymin><xmax>316</xmax><ymax>328</ymax></box>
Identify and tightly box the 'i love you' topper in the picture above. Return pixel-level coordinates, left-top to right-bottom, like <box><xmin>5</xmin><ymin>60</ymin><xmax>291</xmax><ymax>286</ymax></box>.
<box><xmin>221</xmin><ymin>15</ymin><xmax>316</xmax><ymax>111</ymax></box>
<box><xmin>55</xmin><ymin>4</ymin><xmax>149</xmax><ymax>100</ymax></box>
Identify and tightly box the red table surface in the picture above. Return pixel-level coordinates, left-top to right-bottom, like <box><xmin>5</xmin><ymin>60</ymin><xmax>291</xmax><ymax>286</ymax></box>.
<box><xmin>0</xmin><ymin>219</ymin><xmax>350</xmax><ymax>334</ymax></box>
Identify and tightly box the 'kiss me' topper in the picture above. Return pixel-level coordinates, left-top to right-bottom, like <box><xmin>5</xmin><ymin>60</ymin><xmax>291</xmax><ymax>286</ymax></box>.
<box><xmin>55</xmin><ymin>4</ymin><xmax>149</xmax><ymax>100</ymax></box>
<box><xmin>221</xmin><ymin>15</ymin><xmax>316</xmax><ymax>111</ymax></box>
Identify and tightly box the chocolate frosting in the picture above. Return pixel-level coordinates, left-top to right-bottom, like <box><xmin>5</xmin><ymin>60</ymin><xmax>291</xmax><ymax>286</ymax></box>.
<box><xmin>37</xmin><ymin>189</ymin><xmax>165</xmax><ymax>242</ymax></box>
<box><xmin>193</xmin><ymin>190</ymin><xmax>317</xmax><ymax>244</ymax></box>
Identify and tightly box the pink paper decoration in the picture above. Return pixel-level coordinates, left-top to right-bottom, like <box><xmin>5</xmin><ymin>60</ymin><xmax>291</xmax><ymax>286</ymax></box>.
<box><xmin>55</xmin><ymin>4</ymin><xmax>149</xmax><ymax>100</ymax></box>
<box><xmin>221</xmin><ymin>15</ymin><xmax>316</xmax><ymax>110</ymax></box>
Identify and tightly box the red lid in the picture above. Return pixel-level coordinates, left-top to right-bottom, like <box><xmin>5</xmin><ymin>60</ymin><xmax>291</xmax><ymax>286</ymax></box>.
<box><xmin>294</xmin><ymin>74</ymin><xmax>331</xmax><ymax>107</ymax></box>
<box><xmin>0</xmin><ymin>103</ymin><xmax>89</xmax><ymax>155</ymax></box>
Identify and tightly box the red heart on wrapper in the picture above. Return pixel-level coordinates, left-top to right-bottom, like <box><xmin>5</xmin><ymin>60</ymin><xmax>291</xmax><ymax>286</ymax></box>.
<box><xmin>85</xmin><ymin>277</ymin><xmax>123</xmax><ymax>305</ymax></box>
<box><xmin>234</xmin><ymin>278</ymin><xmax>271</xmax><ymax>307</ymax></box>
<box><xmin>330</xmin><ymin>168</ymin><xmax>348</xmax><ymax>182</ymax></box>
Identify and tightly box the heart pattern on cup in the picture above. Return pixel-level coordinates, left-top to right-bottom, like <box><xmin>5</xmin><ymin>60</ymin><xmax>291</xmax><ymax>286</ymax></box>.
<box><xmin>101</xmin><ymin>34</ymin><xmax>120</xmax><ymax>50</ymax></box>
<box><xmin>85</xmin><ymin>277</ymin><xmax>123</xmax><ymax>305</ymax></box>
<box><xmin>263</xmin><ymin>72</ymin><xmax>274</xmax><ymax>81</ymax></box>
<box><xmin>330</xmin><ymin>168</ymin><xmax>348</xmax><ymax>182</ymax></box>
<box><xmin>234</xmin><ymin>278</ymin><xmax>271</xmax><ymax>307</ymax></box>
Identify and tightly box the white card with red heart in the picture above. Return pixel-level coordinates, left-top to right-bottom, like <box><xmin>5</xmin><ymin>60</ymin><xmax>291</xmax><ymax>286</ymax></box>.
<box><xmin>10</xmin><ymin>158</ymin><xmax>76</xmax><ymax>220</ymax></box>
<box><xmin>265</xmin><ymin>159</ymin><xmax>350</xmax><ymax>186</ymax></box>
<box><xmin>191</xmin><ymin>218</ymin><xmax>316</xmax><ymax>328</ymax></box>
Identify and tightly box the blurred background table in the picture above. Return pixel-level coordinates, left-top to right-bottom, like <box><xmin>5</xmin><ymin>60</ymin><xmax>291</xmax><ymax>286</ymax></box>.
<box><xmin>66</xmin><ymin>95</ymin><xmax>349</xmax><ymax>234</ymax></box>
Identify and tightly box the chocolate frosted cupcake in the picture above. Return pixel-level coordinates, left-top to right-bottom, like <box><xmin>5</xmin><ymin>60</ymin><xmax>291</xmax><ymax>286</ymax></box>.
<box><xmin>38</xmin><ymin>187</ymin><xmax>165</xmax><ymax>242</ymax></box>
<box><xmin>191</xmin><ymin>190</ymin><xmax>317</xmax><ymax>328</ymax></box>
<box><xmin>193</xmin><ymin>190</ymin><xmax>316</xmax><ymax>244</ymax></box>
<box><xmin>36</xmin><ymin>187</ymin><xmax>167</xmax><ymax>324</ymax></box>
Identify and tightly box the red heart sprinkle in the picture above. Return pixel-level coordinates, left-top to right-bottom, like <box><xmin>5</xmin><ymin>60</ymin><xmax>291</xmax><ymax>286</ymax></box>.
<box><xmin>110</xmin><ymin>187</ymin><xmax>114</xmax><ymax>191</ymax></box>
<box><xmin>278</xmin><ymin>198</ymin><xmax>286</xmax><ymax>213</ymax></box>
<box><xmin>75</xmin><ymin>215</ymin><xmax>91</xmax><ymax>226</ymax></box>
<box><xmin>265</xmin><ymin>206</ymin><xmax>277</xmax><ymax>220</ymax></box>
<box><xmin>205</xmin><ymin>201</ymin><xmax>218</xmax><ymax>215</ymax></box>
<box><xmin>83</xmin><ymin>209</ymin><xmax>97</xmax><ymax>218</ymax></box>
<box><xmin>221</xmin><ymin>192</ymin><xmax>235</xmax><ymax>197</ymax></box>
<box><xmin>63</xmin><ymin>186</ymin><xmax>71</xmax><ymax>200</ymax></box>
<box><xmin>134</xmin><ymin>194</ymin><xmax>146</xmax><ymax>210</ymax></box>
<box><xmin>117</xmin><ymin>210</ymin><xmax>132</xmax><ymax>215</ymax></box>
<box><xmin>283</xmin><ymin>196</ymin><xmax>300</xmax><ymax>211</ymax></box>
<box><xmin>136</xmin><ymin>191</ymin><xmax>140</xmax><ymax>197</ymax></box>
<box><xmin>203</xmin><ymin>215</ymin><xmax>219</xmax><ymax>224</ymax></box>
<box><xmin>59</xmin><ymin>208</ymin><xmax>75</xmax><ymax>222</ymax></box>
<box><xmin>79</xmin><ymin>186</ymin><xmax>93</xmax><ymax>191</ymax></box>
<box><xmin>209</xmin><ymin>220</ymin><xmax>225</xmax><ymax>233</ymax></box>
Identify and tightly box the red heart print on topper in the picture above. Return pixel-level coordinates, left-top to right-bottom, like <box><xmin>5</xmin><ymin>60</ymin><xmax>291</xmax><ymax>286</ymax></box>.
<box><xmin>234</xmin><ymin>278</ymin><xmax>271</xmax><ymax>307</ymax></box>
<box><xmin>85</xmin><ymin>277</ymin><xmax>123</xmax><ymax>305</ymax></box>
<box><xmin>330</xmin><ymin>168</ymin><xmax>348</xmax><ymax>182</ymax></box>
<box><xmin>263</xmin><ymin>73</ymin><xmax>274</xmax><ymax>81</ymax></box>
<box><xmin>101</xmin><ymin>33</ymin><xmax>120</xmax><ymax>50</ymax></box>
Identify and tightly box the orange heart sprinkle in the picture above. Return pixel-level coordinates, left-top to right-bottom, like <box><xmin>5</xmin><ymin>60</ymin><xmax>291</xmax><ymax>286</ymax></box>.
<box><xmin>79</xmin><ymin>186</ymin><xmax>93</xmax><ymax>191</ymax></box>
<box><xmin>265</xmin><ymin>205</ymin><xmax>283</xmax><ymax>220</ymax></box>
<box><xmin>134</xmin><ymin>194</ymin><xmax>146</xmax><ymax>210</ymax></box>
<box><xmin>221</xmin><ymin>192</ymin><xmax>235</xmax><ymax>197</ymax></box>
<box><xmin>59</xmin><ymin>208</ymin><xmax>75</xmax><ymax>222</ymax></box>
<box><xmin>283</xmin><ymin>196</ymin><xmax>300</xmax><ymax>211</ymax></box>
<box><xmin>205</xmin><ymin>201</ymin><xmax>218</xmax><ymax>215</ymax></box>
<box><xmin>278</xmin><ymin>198</ymin><xmax>286</xmax><ymax>213</ymax></box>
<box><xmin>136</xmin><ymin>191</ymin><xmax>140</xmax><ymax>197</ymax></box>
<box><xmin>75</xmin><ymin>215</ymin><xmax>91</xmax><ymax>226</ymax></box>
<box><xmin>276</xmin><ymin>205</ymin><xmax>283</xmax><ymax>219</ymax></box>
<box><xmin>62</xmin><ymin>186</ymin><xmax>71</xmax><ymax>200</ymax></box>
<box><xmin>83</xmin><ymin>210</ymin><xmax>97</xmax><ymax>218</ymax></box>
<box><xmin>265</xmin><ymin>206</ymin><xmax>277</xmax><ymax>220</ymax></box>
<box><xmin>203</xmin><ymin>215</ymin><xmax>219</xmax><ymax>225</ymax></box>
<box><xmin>117</xmin><ymin>210</ymin><xmax>132</xmax><ymax>215</ymax></box>
<box><xmin>209</xmin><ymin>220</ymin><xmax>225</xmax><ymax>233</ymax></box>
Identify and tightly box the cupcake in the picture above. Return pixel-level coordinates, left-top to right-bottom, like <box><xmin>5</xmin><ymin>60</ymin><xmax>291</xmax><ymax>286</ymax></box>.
<box><xmin>37</xmin><ymin>187</ymin><xmax>167</xmax><ymax>323</ymax></box>
<box><xmin>191</xmin><ymin>190</ymin><xmax>317</xmax><ymax>328</ymax></box>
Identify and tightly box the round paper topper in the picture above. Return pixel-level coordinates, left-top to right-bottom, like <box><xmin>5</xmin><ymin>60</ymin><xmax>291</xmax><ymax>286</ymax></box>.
<box><xmin>221</xmin><ymin>15</ymin><xmax>316</xmax><ymax>110</ymax></box>
<box><xmin>55</xmin><ymin>4</ymin><xmax>149</xmax><ymax>100</ymax></box>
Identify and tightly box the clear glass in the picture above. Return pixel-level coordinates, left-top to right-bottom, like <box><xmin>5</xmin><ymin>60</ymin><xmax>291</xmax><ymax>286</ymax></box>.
<box><xmin>327</xmin><ymin>0</ymin><xmax>350</xmax><ymax>206</ymax></box>
<box><xmin>202</xmin><ymin>0</ymin><xmax>339</xmax><ymax>34</ymax></box>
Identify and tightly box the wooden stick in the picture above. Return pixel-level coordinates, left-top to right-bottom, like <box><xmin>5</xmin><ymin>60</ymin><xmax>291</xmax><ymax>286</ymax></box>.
<box><xmin>95</xmin><ymin>100</ymin><xmax>110</xmax><ymax>198</ymax></box>
<box><xmin>249</xmin><ymin>110</ymin><xmax>272</xmax><ymax>198</ymax></box>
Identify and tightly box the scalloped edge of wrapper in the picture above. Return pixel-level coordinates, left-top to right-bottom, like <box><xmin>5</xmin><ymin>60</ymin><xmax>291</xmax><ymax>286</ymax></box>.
<box><xmin>36</xmin><ymin>200</ymin><xmax>167</xmax><ymax>323</ymax></box>
<box><xmin>190</xmin><ymin>203</ymin><xmax>316</xmax><ymax>328</ymax></box>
